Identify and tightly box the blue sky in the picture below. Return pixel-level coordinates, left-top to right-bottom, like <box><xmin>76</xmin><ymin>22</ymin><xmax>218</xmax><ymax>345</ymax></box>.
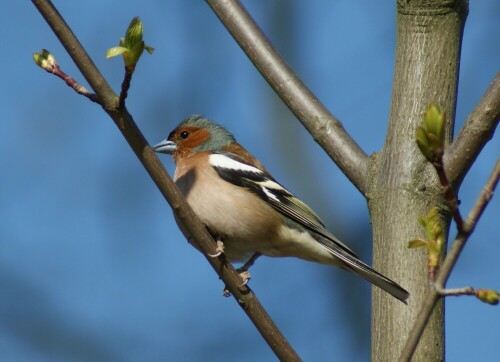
<box><xmin>1</xmin><ymin>1</ymin><xmax>498</xmax><ymax>361</ymax></box>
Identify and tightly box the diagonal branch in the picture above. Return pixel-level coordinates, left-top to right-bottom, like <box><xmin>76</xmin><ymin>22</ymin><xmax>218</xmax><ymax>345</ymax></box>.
<box><xmin>399</xmin><ymin>159</ymin><xmax>500</xmax><ymax>362</ymax></box>
<box><xmin>445</xmin><ymin>72</ymin><xmax>500</xmax><ymax>187</ymax></box>
<box><xmin>32</xmin><ymin>0</ymin><xmax>300</xmax><ymax>360</ymax></box>
<box><xmin>205</xmin><ymin>0</ymin><xmax>369</xmax><ymax>195</ymax></box>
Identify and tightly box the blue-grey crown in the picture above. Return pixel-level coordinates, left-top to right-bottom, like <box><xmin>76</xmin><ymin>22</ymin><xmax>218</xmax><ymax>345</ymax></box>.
<box><xmin>177</xmin><ymin>114</ymin><xmax>235</xmax><ymax>152</ymax></box>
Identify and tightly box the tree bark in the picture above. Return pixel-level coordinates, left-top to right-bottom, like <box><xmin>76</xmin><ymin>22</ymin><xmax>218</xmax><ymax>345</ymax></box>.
<box><xmin>369</xmin><ymin>1</ymin><xmax>468</xmax><ymax>361</ymax></box>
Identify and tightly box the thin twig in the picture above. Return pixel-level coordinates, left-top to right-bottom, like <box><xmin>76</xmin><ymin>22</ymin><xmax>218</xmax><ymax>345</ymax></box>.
<box><xmin>119</xmin><ymin>65</ymin><xmax>134</xmax><ymax>109</ymax></box>
<box><xmin>399</xmin><ymin>159</ymin><xmax>500</xmax><ymax>362</ymax></box>
<box><xmin>435</xmin><ymin>159</ymin><xmax>500</xmax><ymax>288</ymax></box>
<box><xmin>436</xmin><ymin>286</ymin><xmax>475</xmax><ymax>297</ymax></box>
<box><xmin>433</xmin><ymin>160</ymin><xmax>464</xmax><ymax>232</ymax></box>
<box><xmin>32</xmin><ymin>0</ymin><xmax>301</xmax><ymax>360</ymax></box>
<box><xmin>205</xmin><ymin>0</ymin><xmax>369</xmax><ymax>195</ymax></box>
<box><xmin>37</xmin><ymin>52</ymin><xmax>99</xmax><ymax>103</ymax></box>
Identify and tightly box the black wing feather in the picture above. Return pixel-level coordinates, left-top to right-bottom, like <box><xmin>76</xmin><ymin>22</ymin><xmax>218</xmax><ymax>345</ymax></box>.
<box><xmin>211</xmin><ymin>152</ymin><xmax>358</xmax><ymax>258</ymax></box>
<box><xmin>211</xmin><ymin>152</ymin><xmax>409</xmax><ymax>303</ymax></box>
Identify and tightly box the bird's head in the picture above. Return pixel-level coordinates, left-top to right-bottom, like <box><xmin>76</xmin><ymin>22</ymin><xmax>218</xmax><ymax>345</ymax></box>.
<box><xmin>153</xmin><ymin>115</ymin><xmax>235</xmax><ymax>162</ymax></box>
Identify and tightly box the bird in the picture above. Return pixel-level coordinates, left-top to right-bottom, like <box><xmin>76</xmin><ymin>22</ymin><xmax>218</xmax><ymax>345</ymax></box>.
<box><xmin>153</xmin><ymin>115</ymin><xmax>409</xmax><ymax>303</ymax></box>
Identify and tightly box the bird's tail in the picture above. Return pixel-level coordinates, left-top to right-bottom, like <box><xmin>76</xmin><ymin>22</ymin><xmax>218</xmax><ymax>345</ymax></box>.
<box><xmin>320</xmin><ymin>240</ymin><xmax>409</xmax><ymax>303</ymax></box>
<box><xmin>342</xmin><ymin>256</ymin><xmax>409</xmax><ymax>303</ymax></box>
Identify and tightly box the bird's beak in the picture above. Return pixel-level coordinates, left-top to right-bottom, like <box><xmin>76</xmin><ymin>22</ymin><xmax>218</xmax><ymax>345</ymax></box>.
<box><xmin>153</xmin><ymin>139</ymin><xmax>177</xmax><ymax>154</ymax></box>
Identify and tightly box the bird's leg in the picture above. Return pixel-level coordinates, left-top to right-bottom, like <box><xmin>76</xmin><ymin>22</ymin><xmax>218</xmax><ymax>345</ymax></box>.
<box><xmin>208</xmin><ymin>240</ymin><xmax>225</xmax><ymax>257</ymax></box>
<box><xmin>222</xmin><ymin>252</ymin><xmax>261</xmax><ymax>297</ymax></box>
<box><xmin>236</xmin><ymin>252</ymin><xmax>262</xmax><ymax>284</ymax></box>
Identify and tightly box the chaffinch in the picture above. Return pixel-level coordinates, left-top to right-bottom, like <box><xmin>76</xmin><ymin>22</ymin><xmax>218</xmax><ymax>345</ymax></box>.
<box><xmin>154</xmin><ymin>115</ymin><xmax>409</xmax><ymax>303</ymax></box>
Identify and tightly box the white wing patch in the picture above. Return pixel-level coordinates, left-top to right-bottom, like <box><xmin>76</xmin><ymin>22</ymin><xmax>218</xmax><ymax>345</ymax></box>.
<box><xmin>256</xmin><ymin>179</ymin><xmax>289</xmax><ymax>193</ymax></box>
<box><xmin>209</xmin><ymin>153</ymin><xmax>263</xmax><ymax>174</ymax></box>
<box><xmin>261</xmin><ymin>186</ymin><xmax>280</xmax><ymax>202</ymax></box>
<box><xmin>209</xmin><ymin>153</ymin><xmax>291</xmax><ymax>203</ymax></box>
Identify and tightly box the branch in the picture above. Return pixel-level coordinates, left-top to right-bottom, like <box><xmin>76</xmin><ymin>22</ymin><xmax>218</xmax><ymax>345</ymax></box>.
<box><xmin>436</xmin><ymin>286</ymin><xmax>475</xmax><ymax>297</ymax></box>
<box><xmin>32</xmin><ymin>1</ymin><xmax>300</xmax><ymax>360</ymax></box>
<box><xmin>445</xmin><ymin>72</ymin><xmax>500</xmax><ymax>187</ymax></box>
<box><xmin>436</xmin><ymin>158</ymin><xmax>499</xmax><ymax>288</ymax></box>
<box><xmin>435</xmin><ymin>286</ymin><xmax>498</xmax><ymax>303</ymax></box>
<box><xmin>119</xmin><ymin>65</ymin><xmax>133</xmax><ymax>109</ymax></box>
<box><xmin>33</xmin><ymin>49</ymin><xmax>99</xmax><ymax>103</ymax></box>
<box><xmin>399</xmin><ymin>159</ymin><xmax>500</xmax><ymax>362</ymax></box>
<box><xmin>205</xmin><ymin>0</ymin><xmax>369</xmax><ymax>195</ymax></box>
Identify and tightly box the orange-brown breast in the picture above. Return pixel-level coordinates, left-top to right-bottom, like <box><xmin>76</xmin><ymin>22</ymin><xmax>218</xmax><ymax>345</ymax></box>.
<box><xmin>172</xmin><ymin>150</ymin><xmax>283</xmax><ymax>261</ymax></box>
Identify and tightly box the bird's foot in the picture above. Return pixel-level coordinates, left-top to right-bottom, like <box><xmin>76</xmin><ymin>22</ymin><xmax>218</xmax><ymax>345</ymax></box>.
<box><xmin>222</xmin><ymin>270</ymin><xmax>252</xmax><ymax>297</ymax></box>
<box><xmin>221</xmin><ymin>253</ymin><xmax>261</xmax><ymax>297</ymax></box>
<box><xmin>208</xmin><ymin>240</ymin><xmax>225</xmax><ymax>257</ymax></box>
<box><xmin>238</xmin><ymin>270</ymin><xmax>251</xmax><ymax>285</ymax></box>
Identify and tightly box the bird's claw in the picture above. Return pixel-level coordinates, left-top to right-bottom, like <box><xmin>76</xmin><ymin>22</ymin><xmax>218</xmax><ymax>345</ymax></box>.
<box><xmin>238</xmin><ymin>270</ymin><xmax>251</xmax><ymax>285</ymax></box>
<box><xmin>208</xmin><ymin>240</ymin><xmax>225</xmax><ymax>257</ymax></box>
<box><xmin>222</xmin><ymin>270</ymin><xmax>251</xmax><ymax>297</ymax></box>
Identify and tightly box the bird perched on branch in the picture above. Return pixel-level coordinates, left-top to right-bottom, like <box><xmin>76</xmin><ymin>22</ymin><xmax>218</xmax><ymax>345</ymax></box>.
<box><xmin>154</xmin><ymin>115</ymin><xmax>409</xmax><ymax>303</ymax></box>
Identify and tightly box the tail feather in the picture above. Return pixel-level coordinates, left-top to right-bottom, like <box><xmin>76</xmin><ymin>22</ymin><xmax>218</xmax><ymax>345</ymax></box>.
<box><xmin>343</xmin><ymin>256</ymin><xmax>409</xmax><ymax>303</ymax></box>
<box><xmin>319</xmin><ymin>239</ymin><xmax>409</xmax><ymax>303</ymax></box>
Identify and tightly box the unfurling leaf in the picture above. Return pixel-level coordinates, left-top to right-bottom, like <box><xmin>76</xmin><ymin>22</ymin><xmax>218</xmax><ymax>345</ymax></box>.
<box><xmin>408</xmin><ymin>239</ymin><xmax>427</xmax><ymax>248</ymax></box>
<box><xmin>106</xmin><ymin>17</ymin><xmax>154</xmax><ymax>67</ymax></box>
<box><xmin>411</xmin><ymin>207</ymin><xmax>446</xmax><ymax>277</ymax></box>
<box><xmin>106</xmin><ymin>46</ymin><xmax>129</xmax><ymax>59</ymax></box>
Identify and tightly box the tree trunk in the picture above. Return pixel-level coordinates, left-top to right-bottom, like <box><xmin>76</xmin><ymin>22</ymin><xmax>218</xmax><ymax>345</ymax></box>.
<box><xmin>369</xmin><ymin>1</ymin><xmax>467</xmax><ymax>361</ymax></box>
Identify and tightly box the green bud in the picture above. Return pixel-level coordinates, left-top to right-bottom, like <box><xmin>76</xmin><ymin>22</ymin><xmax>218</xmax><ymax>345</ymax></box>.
<box><xmin>416</xmin><ymin>126</ymin><xmax>432</xmax><ymax>161</ymax></box>
<box><xmin>33</xmin><ymin>49</ymin><xmax>57</xmax><ymax>71</ymax></box>
<box><xmin>125</xmin><ymin>39</ymin><xmax>145</xmax><ymax>67</ymax></box>
<box><xmin>124</xmin><ymin>17</ymin><xmax>143</xmax><ymax>49</ymax></box>
<box><xmin>424</xmin><ymin>104</ymin><xmax>444</xmax><ymax>136</ymax></box>
<box><xmin>417</xmin><ymin>103</ymin><xmax>446</xmax><ymax>161</ymax></box>
<box><xmin>33</xmin><ymin>53</ymin><xmax>43</xmax><ymax>66</ymax></box>
<box><xmin>106</xmin><ymin>17</ymin><xmax>154</xmax><ymax>67</ymax></box>
<box><xmin>476</xmin><ymin>289</ymin><xmax>500</xmax><ymax>305</ymax></box>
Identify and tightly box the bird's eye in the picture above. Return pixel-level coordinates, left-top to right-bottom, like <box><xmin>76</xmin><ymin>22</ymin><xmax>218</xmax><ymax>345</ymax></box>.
<box><xmin>180</xmin><ymin>131</ymin><xmax>189</xmax><ymax>139</ymax></box>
